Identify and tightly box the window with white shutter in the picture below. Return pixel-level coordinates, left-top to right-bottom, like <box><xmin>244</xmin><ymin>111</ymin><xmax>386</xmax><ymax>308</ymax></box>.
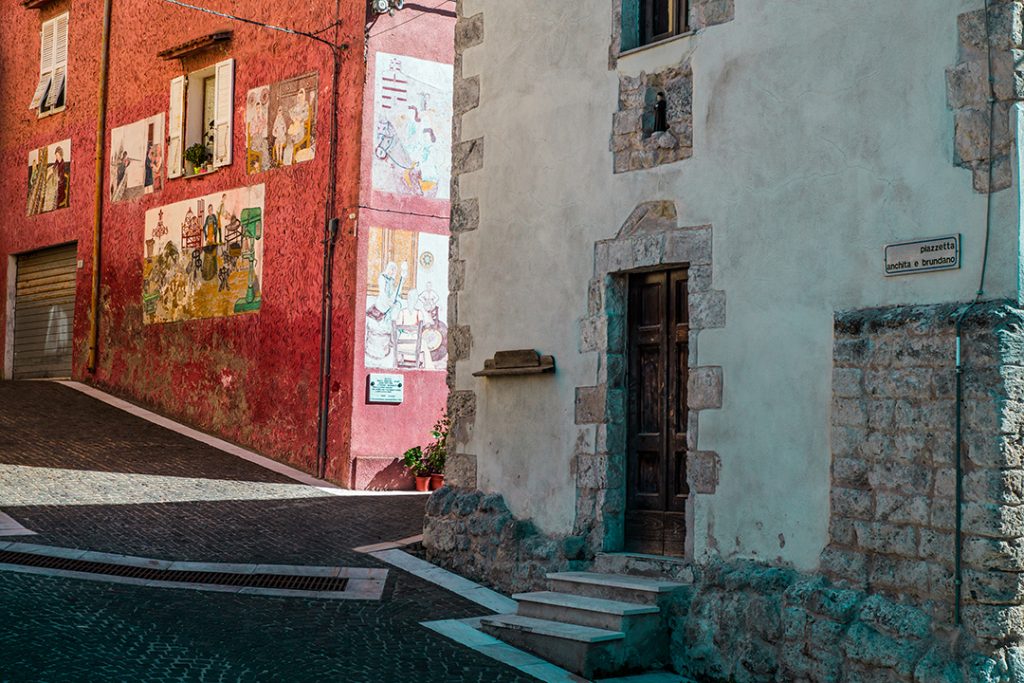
<box><xmin>167</xmin><ymin>75</ymin><xmax>186</xmax><ymax>178</ymax></box>
<box><xmin>212</xmin><ymin>59</ymin><xmax>234</xmax><ymax>168</ymax></box>
<box><xmin>170</xmin><ymin>58</ymin><xmax>235</xmax><ymax>178</ymax></box>
<box><xmin>32</xmin><ymin>12</ymin><xmax>68</xmax><ymax>115</ymax></box>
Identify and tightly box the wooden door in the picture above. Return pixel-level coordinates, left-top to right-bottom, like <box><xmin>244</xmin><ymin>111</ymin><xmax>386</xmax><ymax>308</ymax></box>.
<box><xmin>625</xmin><ymin>269</ymin><xmax>689</xmax><ymax>556</ymax></box>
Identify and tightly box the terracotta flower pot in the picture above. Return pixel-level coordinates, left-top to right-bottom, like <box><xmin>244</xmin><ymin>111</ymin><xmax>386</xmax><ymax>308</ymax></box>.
<box><xmin>415</xmin><ymin>475</ymin><xmax>431</xmax><ymax>492</ymax></box>
<box><xmin>430</xmin><ymin>473</ymin><xmax>445</xmax><ymax>490</ymax></box>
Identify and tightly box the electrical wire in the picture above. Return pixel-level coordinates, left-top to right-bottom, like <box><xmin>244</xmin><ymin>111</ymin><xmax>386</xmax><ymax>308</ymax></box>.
<box><xmin>368</xmin><ymin>0</ymin><xmax>454</xmax><ymax>37</ymax></box>
<box><xmin>358</xmin><ymin>204</ymin><xmax>448</xmax><ymax>220</ymax></box>
<box><xmin>154</xmin><ymin>0</ymin><xmax>341</xmax><ymax>50</ymax></box>
<box><xmin>952</xmin><ymin>0</ymin><xmax>998</xmax><ymax>628</ymax></box>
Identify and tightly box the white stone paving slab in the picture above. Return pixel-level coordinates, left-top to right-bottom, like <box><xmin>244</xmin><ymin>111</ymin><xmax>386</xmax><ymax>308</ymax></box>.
<box><xmin>0</xmin><ymin>543</ymin><xmax>387</xmax><ymax>600</ymax></box>
<box><xmin>4</xmin><ymin>542</ymin><xmax>90</xmax><ymax>560</ymax></box>
<box><xmin>79</xmin><ymin>550</ymin><xmax>174</xmax><ymax>570</ymax></box>
<box><xmin>422</xmin><ymin>619</ymin><xmax>588</xmax><ymax>683</ymax></box>
<box><xmin>369</xmin><ymin>548</ymin><xmax>517</xmax><ymax>614</ymax></box>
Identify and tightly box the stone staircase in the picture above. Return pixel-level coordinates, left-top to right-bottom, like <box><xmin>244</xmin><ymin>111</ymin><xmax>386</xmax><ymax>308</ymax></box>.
<box><xmin>479</xmin><ymin>555</ymin><xmax>691</xmax><ymax>680</ymax></box>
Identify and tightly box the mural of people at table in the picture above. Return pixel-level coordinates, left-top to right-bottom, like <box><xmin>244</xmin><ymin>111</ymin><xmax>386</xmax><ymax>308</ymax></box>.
<box><xmin>142</xmin><ymin>184</ymin><xmax>265</xmax><ymax>324</ymax></box>
<box><xmin>245</xmin><ymin>72</ymin><xmax>318</xmax><ymax>173</ymax></box>
<box><xmin>372</xmin><ymin>53</ymin><xmax>453</xmax><ymax>200</ymax></box>
<box><xmin>363</xmin><ymin>226</ymin><xmax>449</xmax><ymax>371</ymax></box>
<box><xmin>110</xmin><ymin>114</ymin><xmax>164</xmax><ymax>201</ymax></box>
<box><xmin>27</xmin><ymin>139</ymin><xmax>71</xmax><ymax>216</ymax></box>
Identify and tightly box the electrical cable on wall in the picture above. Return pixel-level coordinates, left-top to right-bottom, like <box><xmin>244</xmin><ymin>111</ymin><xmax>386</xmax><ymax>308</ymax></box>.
<box><xmin>952</xmin><ymin>0</ymin><xmax>998</xmax><ymax>628</ymax></box>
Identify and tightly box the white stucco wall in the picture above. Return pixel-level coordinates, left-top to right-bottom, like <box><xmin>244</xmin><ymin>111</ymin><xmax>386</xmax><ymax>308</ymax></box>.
<box><xmin>454</xmin><ymin>0</ymin><xmax>1020</xmax><ymax>571</ymax></box>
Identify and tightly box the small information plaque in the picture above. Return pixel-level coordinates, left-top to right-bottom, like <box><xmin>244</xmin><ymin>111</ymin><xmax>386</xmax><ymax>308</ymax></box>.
<box><xmin>367</xmin><ymin>373</ymin><xmax>404</xmax><ymax>404</ymax></box>
<box><xmin>884</xmin><ymin>235</ymin><xmax>960</xmax><ymax>276</ymax></box>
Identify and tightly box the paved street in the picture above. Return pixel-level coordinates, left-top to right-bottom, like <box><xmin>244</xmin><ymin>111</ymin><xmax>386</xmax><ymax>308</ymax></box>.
<box><xmin>0</xmin><ymin>381</ymin><xmax>530</xmax><ymax>682</ymax></box>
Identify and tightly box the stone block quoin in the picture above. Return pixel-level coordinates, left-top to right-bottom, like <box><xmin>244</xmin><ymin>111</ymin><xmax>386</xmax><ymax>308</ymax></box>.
<box><xmin>946</xmin><ymin>2</ymin><xmax>1024</xmax><ymax>192</ymax></box>
<box><xmin>446</xmin><ymin>3</ymin><xmax>485</xmax><ymax>490</ymax></box>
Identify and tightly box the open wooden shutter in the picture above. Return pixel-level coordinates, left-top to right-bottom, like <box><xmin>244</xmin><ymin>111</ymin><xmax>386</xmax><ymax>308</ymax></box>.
<box><xmin>44</xmin><ymin>13</ymin><xmax>68</xmax><ymax>110</ymax></box>
<box><xmin>167</xmin><ymin>75</ymin><xmax>185</xmax><ymax>178</ymax></box>
<box><xmin>212</xmin><ymin>58</ymin><xmax>234</xmax><ymax>168</ymax></box>
<box><xmin>29</xmin><ymin>19</ymin><xmax>55</xmax><ymax>110</ymax></box>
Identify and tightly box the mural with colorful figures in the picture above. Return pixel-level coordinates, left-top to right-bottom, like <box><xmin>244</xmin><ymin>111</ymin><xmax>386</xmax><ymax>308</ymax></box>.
<box><xmin>110</xmin><ymin>114</ymin><xmax>165</xmax><ymax>201</ymax></box>
<box><xmin>245</xmin><ymin>72</ymin><xmax>318</xmax><ymax>173</ymax></box>
<box><xmin>372</xmin><ymin>53</ymin><xmax>453</xmax><ymax>200</ymax></box>
<box><xmin>364</xmin><ymin>226</ymin><xmax>448</xmax><ymax>371</ymax></box>
<box><xmin>142</xmin><ymin>184</ymin><xmax>265</xmax><ymax>324</ymax></box>
<box><xmin>27</xmin><ymin>139</ymin><xmax>71</xmax><ymax>216</ymax></box>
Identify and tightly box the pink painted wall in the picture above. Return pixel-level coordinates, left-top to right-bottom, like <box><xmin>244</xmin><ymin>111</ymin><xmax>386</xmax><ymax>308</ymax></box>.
<box><xmin>350</xmin><ymin>3</ymin><xmax>456</xmax><ymax>489</ymax></box>
<box><xmin>0</xmin><ymin>0</ymin><xmax>365</xmax><ymax>484</ymax></box>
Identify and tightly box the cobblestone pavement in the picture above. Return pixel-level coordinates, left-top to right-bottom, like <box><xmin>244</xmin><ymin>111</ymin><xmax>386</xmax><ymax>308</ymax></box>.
<box><xmin>0</xmin><ymin>381</ymin><xmax>531</xmax><ymax>682</ymax></box>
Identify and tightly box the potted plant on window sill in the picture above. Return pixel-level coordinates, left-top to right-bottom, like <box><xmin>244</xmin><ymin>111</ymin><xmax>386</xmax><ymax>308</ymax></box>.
<box><xmin>403</xmin><ymin>446</ymin><xmax>431</xmax><ymax>492</ymax></box>
<box><xmin>425</xmin><ymin>412</ymin><xmax>449</xmax><ymax>490</ymax></box>
<box><xmin>184</xmin><ymin>143</ymin><xmax>211</xmax><ymax>177</ymax></box>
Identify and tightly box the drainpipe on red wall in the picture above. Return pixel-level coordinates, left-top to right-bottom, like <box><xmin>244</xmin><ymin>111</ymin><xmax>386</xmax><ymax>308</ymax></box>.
<box><xmin>314</xmin><ymin>0</ymin><xmax>346</xmax><ymax>480</ymax></box>
<box><xmin>86</xmin><ymin>0</ymin><xmax>114</xmax><ymax>373</ymax></box>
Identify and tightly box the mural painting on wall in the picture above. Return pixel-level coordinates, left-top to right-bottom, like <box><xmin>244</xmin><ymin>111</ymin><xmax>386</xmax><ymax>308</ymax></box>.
<box><xmin>27</xmin><ymin>139</ymin><xmax>71</xmax><ymax>216</ymax></box>
<box><xmin>372</xmin><ymin>53</ymin><xmax>453</xmax><ymax>200</ymax></box>
<box><xmin>365</xmin><ymin>226</ymin><xmax>449</xmax><ymax>371</ymax></box>
<box><xmin>142</xmin><ymin>184</ymin><xmax>265</xmax><ymax>324</ymax></box>
<box><xmin>245</xmin><ymin>72</ymin><xmax>318</xmax><ymax>173</ymax></box>
<box><xmin>110</xmin><ymin>114</ymin><xmax>165</xmax><ymax>201</ymax></box>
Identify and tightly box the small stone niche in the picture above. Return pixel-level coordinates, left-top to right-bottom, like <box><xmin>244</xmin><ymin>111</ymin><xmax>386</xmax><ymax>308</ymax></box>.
<box><xmin>612</xmin><ymin>61</ymin><xmax>694</xmax><ymax>173</ymax></box>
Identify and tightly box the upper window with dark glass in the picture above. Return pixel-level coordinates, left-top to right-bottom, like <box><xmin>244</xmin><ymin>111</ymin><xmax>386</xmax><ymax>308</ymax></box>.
<box><xmin>621</xmin><ymin>0</ymin><xmax>690</xmax><ymax>52</ymax></box>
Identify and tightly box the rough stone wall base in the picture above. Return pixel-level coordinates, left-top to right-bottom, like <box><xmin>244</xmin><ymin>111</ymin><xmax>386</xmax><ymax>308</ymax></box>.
<box><xmin>424</xmin><ymin>487</ymin><xmax>589</xmax><ymax>594</ymax></box>
<box><xmin>670</xmin><ymin>560</ymin><xmax>1023</xmax><ymax>683</ymax></box>
<box><xmin>423</xmin><ymin>489</ymin><xmax>1023</xmax><ymax>681</ymax></box>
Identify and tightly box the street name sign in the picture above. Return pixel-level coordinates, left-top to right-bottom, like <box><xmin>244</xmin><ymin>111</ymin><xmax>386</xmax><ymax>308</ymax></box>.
<box><xmin>884</xmin><ymin>235</ymin><xmax>960</xmax><ymax>276</ymax></box>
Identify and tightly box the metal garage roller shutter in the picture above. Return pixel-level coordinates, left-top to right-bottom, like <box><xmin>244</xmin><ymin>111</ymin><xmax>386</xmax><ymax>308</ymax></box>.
<box><xmin>13</xmin><ymin>244</ymin><xmax>77</xmax><ymax>380</ymax></box>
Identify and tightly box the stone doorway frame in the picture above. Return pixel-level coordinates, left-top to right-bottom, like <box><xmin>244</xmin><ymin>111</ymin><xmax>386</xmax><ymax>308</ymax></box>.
<box><xmin>573</xmin><ymin>201</ymin><xmax>725</xmax><ymax>557</ymax></box>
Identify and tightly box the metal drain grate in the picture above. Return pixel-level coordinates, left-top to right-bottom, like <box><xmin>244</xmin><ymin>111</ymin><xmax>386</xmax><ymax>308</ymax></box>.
<box><xmin>0</xmin><ymin>550</ymin><xmax>349</xmax><ymax>592</ymax></box>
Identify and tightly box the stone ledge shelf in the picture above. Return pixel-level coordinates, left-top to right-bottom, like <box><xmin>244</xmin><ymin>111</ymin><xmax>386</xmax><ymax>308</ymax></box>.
<box><xmin>473</xmin><ymin>349</ymin><xmax>555</xmax><ymax>377</ymax></box>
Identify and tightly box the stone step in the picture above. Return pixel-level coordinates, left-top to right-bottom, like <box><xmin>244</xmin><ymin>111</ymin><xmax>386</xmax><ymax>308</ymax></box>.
<box><xmin>593</xmin><ymin>671</ymin><xmax>696</xmax><ymax>683</ymax></box>
<box><xmin>594</xmin><ymin>673</ymin><xmax>695</xmax><ymax>683</ymax></box>
<box><xmin>547</xmin><ymin>571</ymin><xmax>688</xmax><ymax>605</ymax></box>
<box><xmin>513</xmin><ymin>590</ymin><xmax>660</xmax><ymax>632</ymax></box>
<box><xmin>593</xmin><ymin>552</ymin><xmax>695</xmax><ymax>583</ymax></box>
<box><xmin>479</xmin><ymin>614</ymin><xmax>628</xmax><ymax>679</ymax></box>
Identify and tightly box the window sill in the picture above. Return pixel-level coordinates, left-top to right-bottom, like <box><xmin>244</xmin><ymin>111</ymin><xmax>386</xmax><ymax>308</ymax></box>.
<box><xmin>36</xmin><ymin>105</ymin><xmax>66</xmax><ymax>120</ymax></box>
<box><xmin>619</xmin><ymin>30</ymin><xmax>694</xmax><ymax>59</ymax></box>
<box><xmin>182</xmin><ymin>167</ymin><xmax>219</xmax><ymax>179</ymax></box>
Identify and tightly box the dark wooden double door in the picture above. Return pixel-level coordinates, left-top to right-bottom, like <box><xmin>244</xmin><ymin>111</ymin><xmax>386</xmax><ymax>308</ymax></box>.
<box><xmin>625</xmin><ymin>269</ymin><xmax>689</xmax><ymax>557</ymax></box>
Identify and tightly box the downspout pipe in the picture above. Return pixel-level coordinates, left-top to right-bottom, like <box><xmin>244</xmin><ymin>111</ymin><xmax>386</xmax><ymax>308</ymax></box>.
<box><xmin>315</xmin><ymin>2</ymin><xmax>345</xmax><ymax>480</ymax></box>
<box><xmin>87</xmin><ymin>0</ymin><xmax>114</xmax><ymax>372</ymax></box>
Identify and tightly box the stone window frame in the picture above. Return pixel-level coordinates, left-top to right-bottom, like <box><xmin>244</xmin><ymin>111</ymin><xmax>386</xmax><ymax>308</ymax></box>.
<box><xmin>574</xmin><ymin>201</ymin><xmax>725</xmax><ymax>557</ymax></box>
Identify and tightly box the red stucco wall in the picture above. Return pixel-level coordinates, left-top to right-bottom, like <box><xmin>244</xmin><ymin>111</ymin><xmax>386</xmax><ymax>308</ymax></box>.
<box><xmin>349</xmin><ymin>5</ymin><xmax>455</xmax><ymax>489</ymax></box>
<box><xmin>0</xmin><ymin>0</ymin><xmax>366</xmax><ymax>482</ymax></box>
